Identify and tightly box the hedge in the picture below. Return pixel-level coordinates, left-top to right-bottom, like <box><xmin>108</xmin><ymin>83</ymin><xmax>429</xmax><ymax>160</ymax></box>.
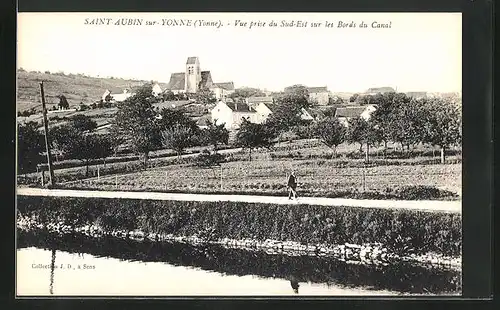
<box><xmin>16</xmin><ymin>195</ymin><xmax>462</xmax><ymax>256</ymax></box>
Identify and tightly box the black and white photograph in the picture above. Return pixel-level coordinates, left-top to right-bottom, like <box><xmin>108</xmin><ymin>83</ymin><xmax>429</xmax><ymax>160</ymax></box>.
<box><xmin>16</xmin><ymin>12</ymin><xmax>462</xmax><ymax>296</ymax></box>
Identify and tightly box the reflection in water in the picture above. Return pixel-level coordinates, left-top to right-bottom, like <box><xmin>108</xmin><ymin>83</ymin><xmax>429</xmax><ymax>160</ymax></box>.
<box><xmin>290</xmin><ymin>276</ymin><xmax>300</xmax><ymax>294</ymax></box>
<box><xmin>49</xmin><ymin>249</ymin><xmax>55</xmax><ymax>295</ymax></box>
<box><xmin>17</xmin><ymin>229</ymin><xmax>461</xmax><ymax>295</ymax></box>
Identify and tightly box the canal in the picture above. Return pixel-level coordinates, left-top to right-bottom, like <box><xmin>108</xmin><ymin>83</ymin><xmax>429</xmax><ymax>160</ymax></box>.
<box><xmin>16</xmin><ymin>230</ymin><xmax>461</xmax><ymax>296</ymax></box>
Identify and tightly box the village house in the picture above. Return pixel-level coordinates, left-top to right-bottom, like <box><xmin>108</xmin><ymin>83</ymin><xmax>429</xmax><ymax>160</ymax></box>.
<box><xmin>364</xmin><ymin>87</ymin><xmax>396</xmax><ymax>96</ymax></box>
<box><xmin>211</xmin><ymin>99</ymin><xmax>317</xmax><ymax>131</ymax></box>
<box><xmin>245</xmin><ymin>96</ymin><xmax>274</xmax><ymax>109</ymax></box>
<box><xmin>152</xmin><ymin>83</ymin><xmax>163</xmax><ymax>97</ymax></box>
<box><xmin>211</xmin><ymin>82</ymin><xmax>235</xmax><ymax>100</ymax></box>
<box><xmin>101</xmin><ymin>88</ymin><xmax>135</xmax><ymax>103</ymax></box>
<box><xmin>253</xmin><ymin>102</ymin><xmax>315</xmax><ymax>123</ymax></box>
<box><xmin>405</xmin><ymin>91</ymin><xmax>427</xmax><ymax>99</ymax></box>
<box><xmin>195</xmin><ymin>115</ymin><xmax>212</xmax><ymax>130</ymax></box>
<box><xmin>335</xmin><ymin>105</ymin><xmax>377</xmax><ymax>126</ymax></box>
<box><xmin>165</xmin><ymin>57</ymin><xmax>235</xmax><ymax>100</ymax></box>
<box><xmin>307</xmin><ymin>86</ymin><xmax>330</xmax><ymax>105</ymax></box>
<box><xmin>211</xmin><ymin>101</ymin><xmax>259</xmax><ymax>130</ymax></box>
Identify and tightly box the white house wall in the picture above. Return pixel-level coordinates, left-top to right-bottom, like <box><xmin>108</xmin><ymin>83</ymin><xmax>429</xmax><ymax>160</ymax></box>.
<box><xmin>309</xmin><ymin>92</ymin><xmax>329</xmax><ymax>105</ymax></box>
<box><xmin>254</xmin><ymin>103</ymin><xmax>273</xmax><ymax>123</ymax></box>
<box><xmin>231</xmin><ymin>112</ymin><xmax>258</xmax><ymax>129</ymax></box>
<box><xmin>211</xmin><ymin>102</ymin><xmax>234</xmax><ymax>129</ymax></box>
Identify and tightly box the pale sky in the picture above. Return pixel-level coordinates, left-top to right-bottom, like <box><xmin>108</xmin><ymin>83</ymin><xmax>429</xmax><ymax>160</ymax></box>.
<box><xmin>17</xmin><ymin>12</ymin><xmax>462</xmax><ymax>93</ymax></box>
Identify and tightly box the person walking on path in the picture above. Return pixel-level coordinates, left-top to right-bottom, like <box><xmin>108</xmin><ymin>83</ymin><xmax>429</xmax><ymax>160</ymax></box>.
<box><xmin>288</xmin><ymin>171</ymin><xmax>298</xmax><ymax>200</ymax></box>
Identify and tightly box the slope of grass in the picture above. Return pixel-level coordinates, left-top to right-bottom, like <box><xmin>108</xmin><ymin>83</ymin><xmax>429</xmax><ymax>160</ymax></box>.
<box><xmin>17</xmin><ymin>70</ymin><xmax>155</xmax><ymax>112</ymax></box>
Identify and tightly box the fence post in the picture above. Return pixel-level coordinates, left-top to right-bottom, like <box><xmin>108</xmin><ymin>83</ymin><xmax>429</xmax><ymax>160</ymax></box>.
<box><xmin>362</xmin><ymin>165</ymin><xmax>366</xmax><ymax>192</ymax></box>
<box><xmin>97</xmin><ymin>166</ymin><xmax>100</xmax><ymax>180</ymax></box>
<box><xmin>220</xmin><ymin>164</ymin><xmax>223</xmax><ymax>191</ymax></box>
<box><xmin>41</xmin><ymin>171</ymin><xmax>45</xmax><ymax>187</ymax></box>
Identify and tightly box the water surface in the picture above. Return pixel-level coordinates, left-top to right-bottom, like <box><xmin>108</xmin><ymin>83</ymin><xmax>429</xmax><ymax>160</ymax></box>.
<box><xmin>16</xmin><ymin>230</ymin><xmax>461</xmax><ymax>296</ymax></box>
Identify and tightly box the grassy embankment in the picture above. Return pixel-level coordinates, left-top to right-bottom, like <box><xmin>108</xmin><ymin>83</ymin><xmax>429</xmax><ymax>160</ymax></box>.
<box><xmin>17</xmin><ymin>195</ymin><xmax>462</xmax><ymax>257</ymax></box>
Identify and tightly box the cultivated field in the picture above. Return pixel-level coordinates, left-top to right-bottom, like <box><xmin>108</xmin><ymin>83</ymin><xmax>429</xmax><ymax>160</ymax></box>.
<box><xmin>72</xmin><ymin>160</ymin><xmax>460</xmax><ymax>198</ymax></box>
<box><xmin>58</xmin><ymin>140</ymin><xmax>461</xmax><ymax>200</ymax></box>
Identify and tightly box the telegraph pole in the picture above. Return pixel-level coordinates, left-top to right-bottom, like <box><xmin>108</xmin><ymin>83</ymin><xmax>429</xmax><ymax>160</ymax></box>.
<box><xmin>40</xmin><ymin>81</ymin><xmax>55</xmax><ymax>186</ymax></box>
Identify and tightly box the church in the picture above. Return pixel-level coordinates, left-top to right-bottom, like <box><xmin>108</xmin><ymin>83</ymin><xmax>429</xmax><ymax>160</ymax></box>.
<box><xmin>165</xmin><ymin>57</ymin><xmax>235</xmax><ymax>100</ymax></box>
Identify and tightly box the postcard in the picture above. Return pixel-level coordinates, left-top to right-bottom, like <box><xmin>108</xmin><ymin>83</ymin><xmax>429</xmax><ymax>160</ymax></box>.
<box><xmin>16</xmin><ymin>12</ymin><xmax>462</xmax><ymax>296</ymax></box>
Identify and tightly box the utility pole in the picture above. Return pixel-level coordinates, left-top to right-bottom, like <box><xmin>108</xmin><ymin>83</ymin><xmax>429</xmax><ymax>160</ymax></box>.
<box><xmin>40</xmin><ymin>81</ymin><xmax>55</xmax><ymax>186</ymax></box>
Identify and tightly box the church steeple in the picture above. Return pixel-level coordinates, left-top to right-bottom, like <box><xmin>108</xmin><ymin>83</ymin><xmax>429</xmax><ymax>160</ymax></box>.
<box><xmin>185</xmin><ymin>57</ymin><xmax>201</xmax><ymax>93</ymax></box>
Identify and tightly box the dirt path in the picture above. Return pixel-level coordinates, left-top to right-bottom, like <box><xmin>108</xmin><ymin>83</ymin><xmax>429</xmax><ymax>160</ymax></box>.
<box><xmin>17</xmin><ymin>188</ymin><xmax>461</xmax><ymax>213</ymax></box>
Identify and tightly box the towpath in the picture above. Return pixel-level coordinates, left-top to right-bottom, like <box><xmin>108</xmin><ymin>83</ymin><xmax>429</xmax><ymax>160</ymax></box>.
<box><xmin>17</xmin><ymin>188</ymin><xmax>461</xmax><ymax>214</ymax></box>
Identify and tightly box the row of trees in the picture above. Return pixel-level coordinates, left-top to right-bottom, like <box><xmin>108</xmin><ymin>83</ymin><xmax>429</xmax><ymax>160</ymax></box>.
<box><xmin>233</xmin><ymin>92</ymin><xmax>461</xmax><ymax>163</ymax></box>
<box><xmin>318</xmin><ymin>93</ymin><xmax>461</xmax><ymax>163</ymax></box>
<box><xmin>17</xmin><ymin>115</ymin><xmax>114</xmax><ymax>175</ymax></box>
<box><xmin>18</xmin><ymin>85</ymin><xmax>461</xmax><ymax>175</ymax></box>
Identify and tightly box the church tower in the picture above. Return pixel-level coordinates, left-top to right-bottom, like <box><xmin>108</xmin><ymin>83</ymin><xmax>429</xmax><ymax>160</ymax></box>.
<box><xmin>185</xmin><ymin>57</ymin><xmax>201</xmax><ymax>93</ymax></box>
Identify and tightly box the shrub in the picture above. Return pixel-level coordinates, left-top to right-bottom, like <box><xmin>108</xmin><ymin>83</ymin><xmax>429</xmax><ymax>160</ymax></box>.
<box><xmin>395</xmin><ymin>185</ymin><xmax>459</xmax><ymax>200</ymax></box>
<box><xmin>194</xmin><ymin>151</ymin><xmax>226</xmax><ymax>168</ymax></box>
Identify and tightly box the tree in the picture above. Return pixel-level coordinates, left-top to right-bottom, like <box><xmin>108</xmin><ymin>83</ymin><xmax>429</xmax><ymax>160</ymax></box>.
<box><xmin>421</xmin><ymin>98</ymin><xmax>462</xmax><ymax>163</ymax></box>
<box><xmin>329</xmin><ymin>96</ymin><xmax>345</xmax><ymax>105</ymax></box>
<box><xmin>265</xmin><ymin>100</ymin><xmax>305</xmax><ymax>139</ymax></box>
<box><xmin>49</xmin><ymin>124</ymin><xmax>81</xmax><ymax>159</ymax></box>
<box><xmin>229</xmin><ymin>87</ymin><xmax>266</xmax><ymax>100</ymax></box>
<box><xmin>72</xmin><ymin>134</ymin><xmax>113</xmax><ymax>176</ymax></box>
<box><xmin>357</xmin><ymin>94</ymin><xmax>376</xmax><ymax>105</ymax></box>
<box><xmin>281</xmin><ymin>84</ymin><xmax>310</xmax><ymax>109</ymax></box>
<box><xmin>163</xmin><ymin>90</ymin><xmax>176</xmax><ymax>101</ymax></box>
<box><xmin>93</xmin><ymin>134</ymin><xmax>114</xmax><ymax>166</ymax></box>
<box><xmin>49</xmin><ymin>124</ymin><xmax>113</xmax><ymax>175</ymax></box>
<box><xmin>347</xmin><ymin>117</ymin><xmax>381</xmax><ymax>162</ymax></box>
<box><xmin>370</xmin><ymin>92</ymin><xmax>411</xmax><ymax>157</ymax></box>
<box><xmin>200</xmin><ymin>119</ymin><xmax>229</xmax><ymax>154</ymax></box>
<box><xmin>349</xmin><ymin>93</ymin><xmax>359</xmax><ymax>103</ymax></box>
<box><xmin>235</xmin><ymin>118</ymin><xmax>274</xmax><ymax>161</ymax></box>
<box><xmin>113</xmin><ymin>84</ymin><xmax>162</xmax><ymax>169</ymax></box>
<box><xmin>58</xmin><ymin>95</ymin><xmax>69</xmax><ymax>109</ymax></box>
<box><xmin>17</xmin><ymin>121</ymin><xmax>45</xmax><ymax>173</ymax></box>
<box><xmin>104</xmin><ymin>94</ymin><xmax>112</xmax><ymax>103</ymax></box>
<box><xmin>388</xmin><ymin>98</ymin><xmax>428</xmax><ymax>152</ymax></box>
<box><xmin>161</xmin><ymin>124</ymin><xmax>194</xmax><ymax>158</ymax></box>
<box><xmin>195</xmin><ymin>88</ymin><xmax>216</xmax><ymax>105</ymax></box>
<box><xmin>314</xmin><ymin>117</ymin><xmax>346</xmax><ymax>158</ymax></box>
<box><xmin>157</xmin><ymin>108</ymin><xmax>199</xmax><ymax>133</ymax></box>
<box><xmin>69</xmin><ymin>114</ymin><xmax>97</xmax><ymax>132</ymax></box>
<box><xmin>107</xmin><ymin>124</ymin><xmax>126</xmax><ymax>156</ymax></box>
<box><xmin>322</xmin><ymin>107</ymin><xmax>337</xmax><ymax>118</ymax></box>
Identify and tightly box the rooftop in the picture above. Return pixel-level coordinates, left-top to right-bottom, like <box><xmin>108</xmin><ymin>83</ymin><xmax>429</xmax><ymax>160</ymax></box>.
<box><xmin>308</xmin><ymin>86</ymin><xmax>328</xmax><ymax>93</ymax></box>
<box><xmin>186</xmin><ymin>57</ymin><xmax>198</xmax><ymax>64</ymax></box>
<box><xmin>213</xmin><ymin>82</ymin><xmax>235</xmax><ymax>91</ymax></box>
<box><xmin>335</xmin><ymin>106</ymin><xmax>368</xmax><ymax>118</ymax></box>
<box><xmin>225</xmin><ymin>102</ymin><xmax>255</xmax><ymax>112</ymax></box>
<box><xmin>166</xmin><ymin>72</ymin><xmax>185</xmax><ymax>90</ymax></box>
<box><xmin>365</xmin><ymin>87</ymin><xmax>395</xmax><ymax>93</ymax></box>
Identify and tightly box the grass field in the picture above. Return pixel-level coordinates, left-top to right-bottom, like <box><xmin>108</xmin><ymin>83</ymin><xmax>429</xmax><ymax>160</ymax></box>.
<box><xmin>72</xmin><ymin>160</ymin><xmax>460</xmax><ymax>198</ymax></box>
<box><xmin>16</xmin><ymin>70</ymin><xmax>158</xmax><ymax>111</ymax></box>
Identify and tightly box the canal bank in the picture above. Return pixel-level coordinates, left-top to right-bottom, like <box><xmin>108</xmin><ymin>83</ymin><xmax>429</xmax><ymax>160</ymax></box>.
<box><xmin>17</xmin><ymin>194</ymin><xmax>462</xmax><ymax>259</ymax></box>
